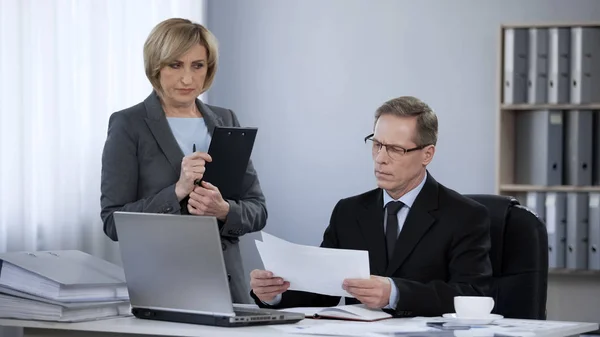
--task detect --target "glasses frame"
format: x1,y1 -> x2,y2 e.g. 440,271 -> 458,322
364,133 -> 429,159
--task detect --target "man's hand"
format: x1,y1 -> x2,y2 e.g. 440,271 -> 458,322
187,181 -> 230,221
250,269 -> 290,303
342,275 -> 392,309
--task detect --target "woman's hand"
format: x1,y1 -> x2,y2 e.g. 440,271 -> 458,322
175,152 -> 212,201
187,181 -> 230,221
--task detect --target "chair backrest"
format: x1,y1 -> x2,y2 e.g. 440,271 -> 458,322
465,194 -> 549,320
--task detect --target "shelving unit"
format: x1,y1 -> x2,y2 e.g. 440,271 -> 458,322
501,104 -> 600,110
497,22 -> 600,193
497,105 -> 600,193
549,268 -> 600,276
496,22 -> 600,201
500,185 -> 600,193
497,22 -> 600,324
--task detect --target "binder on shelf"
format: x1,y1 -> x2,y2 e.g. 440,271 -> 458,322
504,28 -> 529,104
589,193 -> 600,270
570,27 -> 600,104
515,110 -> 563,185
528,28 -> 549,104
566,193 -> 589,270
593,110 -> 600,186
548,27 -> 571,104
545,192 -> 567,269
526,192 -> 546,223
564,110 -> 593,186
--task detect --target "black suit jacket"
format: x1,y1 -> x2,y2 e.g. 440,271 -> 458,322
252,173 -> 492,317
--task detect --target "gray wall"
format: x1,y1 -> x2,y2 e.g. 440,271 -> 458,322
207,0 -> 600,323
0,3 -> 596,337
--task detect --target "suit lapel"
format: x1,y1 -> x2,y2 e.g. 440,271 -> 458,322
143,91 -> 184,174
357,190 -> 387,275
142,91 -> 224,175
197,99 -> 224,135
385,173 -> 439,275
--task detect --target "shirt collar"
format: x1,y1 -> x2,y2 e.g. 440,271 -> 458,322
383,172 -> 427,209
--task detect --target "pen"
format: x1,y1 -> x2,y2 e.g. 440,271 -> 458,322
192,143 -> 202,186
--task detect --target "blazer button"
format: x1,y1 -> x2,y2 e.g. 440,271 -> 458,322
164,206 -> 172,213
227,274 -> 231,282
221,242 -> 226,251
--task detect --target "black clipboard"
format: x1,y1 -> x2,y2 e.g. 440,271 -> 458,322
200,126 -> 258,200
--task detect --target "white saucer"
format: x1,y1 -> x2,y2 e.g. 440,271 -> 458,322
442,313 -> 504,325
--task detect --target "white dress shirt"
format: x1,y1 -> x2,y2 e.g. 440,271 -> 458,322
383,172 -> 427,309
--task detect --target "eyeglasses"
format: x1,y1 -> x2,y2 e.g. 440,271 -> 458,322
364,133 -> 428,160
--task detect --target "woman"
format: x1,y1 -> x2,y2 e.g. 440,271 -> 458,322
100,18 -> 267,304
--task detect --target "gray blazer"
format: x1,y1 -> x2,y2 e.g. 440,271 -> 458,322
100,91 -> 267,304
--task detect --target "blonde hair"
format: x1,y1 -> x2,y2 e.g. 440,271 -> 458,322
143,18 -> 219,94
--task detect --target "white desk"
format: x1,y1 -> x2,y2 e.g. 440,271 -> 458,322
0,316 -> 597,337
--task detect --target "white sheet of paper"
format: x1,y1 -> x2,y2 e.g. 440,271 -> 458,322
271,322 -> 433,336
260,231 -> 292,246
255,232 -> 370,297
260,232 -> 324,254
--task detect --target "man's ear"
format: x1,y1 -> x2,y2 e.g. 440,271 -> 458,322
422,145 -> 435,166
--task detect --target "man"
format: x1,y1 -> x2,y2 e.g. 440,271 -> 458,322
250,96 -> 493,317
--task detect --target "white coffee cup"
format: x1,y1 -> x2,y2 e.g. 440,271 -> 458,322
454,296 -> 495,318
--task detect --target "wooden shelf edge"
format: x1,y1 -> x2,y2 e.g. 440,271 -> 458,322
499,185 -> 600,192
501,22 -> 600,29
501,104 -> 600,111
549,268 -> 600,276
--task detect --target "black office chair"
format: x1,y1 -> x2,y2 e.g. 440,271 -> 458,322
465,194 -> 549,320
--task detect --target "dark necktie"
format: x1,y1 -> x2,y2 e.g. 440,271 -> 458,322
385,201 -> 404,261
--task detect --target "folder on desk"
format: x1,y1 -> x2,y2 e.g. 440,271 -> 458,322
526,192 -> 546,223
0,250 -> 128,302
564,110 -> 593,186
548,27 -> 571,104
528,28 -> 549,104
0,286 -> 130,322
566,193 -> 589,269
570,27 -> 600,104
545,192 -> 567,269
589,193 -> 600,271
504,28 -> 529,104
515,110 -> 563,185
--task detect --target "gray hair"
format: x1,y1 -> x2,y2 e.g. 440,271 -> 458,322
374,96 -> 438,146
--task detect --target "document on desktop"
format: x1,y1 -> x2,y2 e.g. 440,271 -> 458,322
255,232 -> 370,297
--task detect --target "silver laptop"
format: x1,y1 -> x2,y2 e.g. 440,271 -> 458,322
113,211 -> 304,327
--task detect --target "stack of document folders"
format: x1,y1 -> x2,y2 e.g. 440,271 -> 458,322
0,250 -> 130,322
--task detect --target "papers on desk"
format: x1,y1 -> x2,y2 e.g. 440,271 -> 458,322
280,304 -> 392,322
255,232 -> 370,297
272,320 -> 433,336
272,316 -> 580,337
